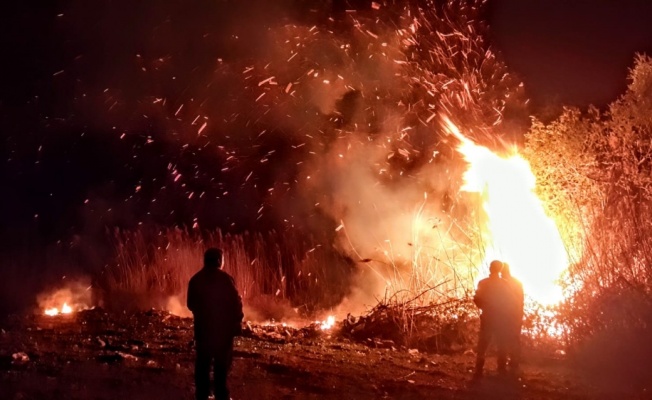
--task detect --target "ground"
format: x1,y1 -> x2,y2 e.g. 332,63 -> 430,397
0,309 -> 644,400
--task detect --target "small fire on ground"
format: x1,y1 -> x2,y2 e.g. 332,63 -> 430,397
44,303 -> 73,316
260,315 -> 336,331
319,315 -> 336,330
38,281 -> 92,317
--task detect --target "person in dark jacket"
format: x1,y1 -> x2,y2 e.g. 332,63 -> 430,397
501,263 -> 524,372
473,260 -> 511,378
187,248 -> 244,400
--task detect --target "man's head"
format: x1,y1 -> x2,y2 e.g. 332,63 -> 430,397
204,248 -> 224,269
489,260 -> 503,275
502,262 -> 512,278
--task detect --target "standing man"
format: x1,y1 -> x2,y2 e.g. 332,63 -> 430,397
188,248 -> 244,400
473,260 -> 510,378
501,263 -> 524,373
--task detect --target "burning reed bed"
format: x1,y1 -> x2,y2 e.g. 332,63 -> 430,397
99,227 -> 353,317
99,222 -> 571,353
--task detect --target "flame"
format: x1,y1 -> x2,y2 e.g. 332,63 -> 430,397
319,315 -> 336,330
442,116 -> 568,305
44,307 -> 59,316
39,282 -> 92,317
256,315 -> 335,331
61,303 -> 73,314
44,302 -> 73,316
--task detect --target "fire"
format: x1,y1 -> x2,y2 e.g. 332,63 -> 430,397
44,303 -> 73,316
442,116 -> 568,305
257,315 -> 336,331
38,282 -> 92,317
319,315 -> 336,330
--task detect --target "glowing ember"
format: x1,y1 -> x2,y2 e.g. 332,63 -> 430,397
442,116 -> 568,305
256,317 -> 335,331
319,315 -> 336,330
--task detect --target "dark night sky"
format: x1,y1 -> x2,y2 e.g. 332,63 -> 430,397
4,1 -> 652,111
487,0 -> 652,108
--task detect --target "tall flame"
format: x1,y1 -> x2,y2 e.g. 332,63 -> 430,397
442,116 -> 568,305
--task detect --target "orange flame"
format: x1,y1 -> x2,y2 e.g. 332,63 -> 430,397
44,302 -> 73,316
442,116 -> 568,305
319,315 -> 336,330
39,282 -> 92,317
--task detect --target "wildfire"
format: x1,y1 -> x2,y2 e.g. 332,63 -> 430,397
442,116 -> 568,305
44,303 -> 73,316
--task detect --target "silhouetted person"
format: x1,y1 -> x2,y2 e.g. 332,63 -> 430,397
473,260 -> 511,378
188,248 -> 243,400
502,263 -> 524,372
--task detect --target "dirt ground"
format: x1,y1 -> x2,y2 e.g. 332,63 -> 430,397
0,309 -> 646,400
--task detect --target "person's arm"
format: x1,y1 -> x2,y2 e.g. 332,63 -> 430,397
473,281 -> 485,309
227,276 -> 244,335
234,294 -> 244,336
187,277 -> 197,313
235,293 -> 244,323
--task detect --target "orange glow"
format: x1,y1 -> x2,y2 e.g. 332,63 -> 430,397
442,116 -> 568,305
257,316 -> 335,331
319,315 -> 336,330
39,282 -> 92,317
44,307 -> 59,316
44,302 -> 73,316
61,303 -> 73,314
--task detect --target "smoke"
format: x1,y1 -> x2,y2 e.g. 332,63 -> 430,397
246,2 -> 524,303
165,295 -> 192,318
8,0 -> 527,313
37,278 -> 93,313
135,1 -> 521,304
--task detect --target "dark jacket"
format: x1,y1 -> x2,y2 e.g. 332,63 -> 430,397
504,276 -> 524,321
474,275 -> 511,322
187,267 -> 244,349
